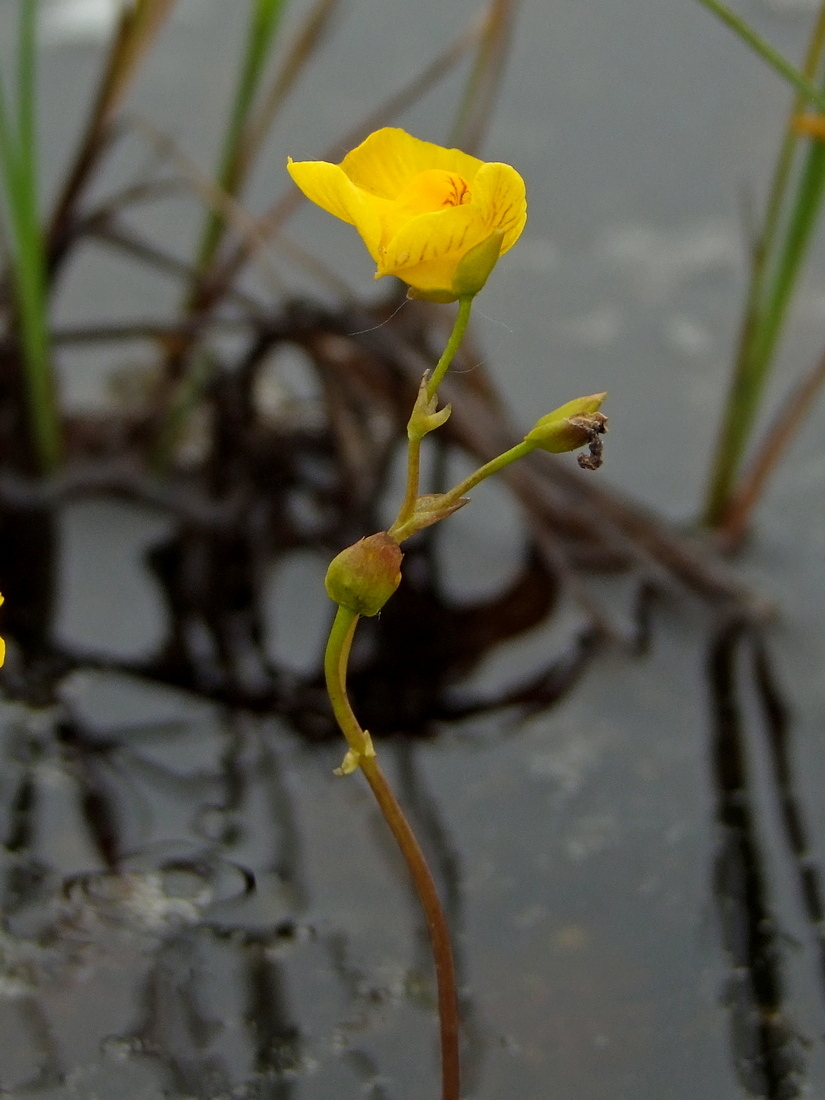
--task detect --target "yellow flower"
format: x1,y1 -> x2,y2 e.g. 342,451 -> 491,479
287,127 -> 527,300
0,593 -> 5,667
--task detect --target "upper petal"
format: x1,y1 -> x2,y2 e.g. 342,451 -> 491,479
468,162 -> 527,254
287,158 -> 385,261
340,128 -> 484,200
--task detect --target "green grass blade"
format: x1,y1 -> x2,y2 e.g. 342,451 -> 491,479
704,141 -> 825,523
449,0 -> 518,154
694,0 -> 825,112
193,0 -> 288,278
0,1 -> 61,472
702,3 -> 825,525
48,0 -> 180,254
238,0 -> 340,184
752,141 -> 825,379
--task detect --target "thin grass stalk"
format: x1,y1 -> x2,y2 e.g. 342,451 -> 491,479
191,0 -> 288,282
751,7 -> 825,294
230,0 -> 341,212
153,0 -> 292,455
703,3 -> 825,525
694,0 -> 825,114
719,344 -> 825,547
48,0 -> 180,262
149,0 -> 338,445
0,0 -> 61,471
449,0 -> 519,155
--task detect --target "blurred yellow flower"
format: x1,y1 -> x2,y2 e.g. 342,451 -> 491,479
287,128 -> 527,299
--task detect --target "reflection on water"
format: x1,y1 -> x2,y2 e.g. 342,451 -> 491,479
0,684 -> 474,1098
3,607 -> 823,1099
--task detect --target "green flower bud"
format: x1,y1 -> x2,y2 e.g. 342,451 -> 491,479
525,393 -> 608,455
325,532 -> 404,616
451,229 -> 505,299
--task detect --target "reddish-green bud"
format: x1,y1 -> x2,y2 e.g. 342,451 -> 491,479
325,532 -> 404,616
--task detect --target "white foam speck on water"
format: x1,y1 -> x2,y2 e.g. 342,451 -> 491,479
558,303 -> 625,349
596,219 -> 739,303
39,0 -> 123,46
664,314 -> 714,358
116,872 -> 207,930
39,0 -> 205,47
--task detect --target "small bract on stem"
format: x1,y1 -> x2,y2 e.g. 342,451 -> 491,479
290,126 -> 607,1100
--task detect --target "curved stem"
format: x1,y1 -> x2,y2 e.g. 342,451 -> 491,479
389,438 -> 536,544
324,605 -> 369,757
360,755 -> 460,1100
394,297 -> 474,531
427,295 -> 473,399
395,430 -> 424,531
323,604 -> 461,1100
442,438 -> 535,503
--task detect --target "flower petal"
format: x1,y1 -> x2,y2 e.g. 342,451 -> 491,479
287,158 -> 385,261
379,204 -> 486,292
341,128 -> 483,200
469,162 -> 527,254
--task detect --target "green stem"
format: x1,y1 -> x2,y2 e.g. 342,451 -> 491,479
395,428 -> 424,531
426,296 -> 474,399
443,438 -> 535,503
393,297 -> 475,530
702,4 -> 825,526
323,603 -> 461,1100
0,0 -> 61,471
719,341 -> 825,547
323,605 -> 369,757
389,439 -> 536,544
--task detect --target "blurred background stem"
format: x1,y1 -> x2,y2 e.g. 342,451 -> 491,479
696,0 -> 825,531
0,0 -> 60,473
190,0 -> 289,285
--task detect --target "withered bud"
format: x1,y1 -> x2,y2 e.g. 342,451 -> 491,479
571,412 -> 608,470
524,393 -> 608,467
325,532 -> 404,616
